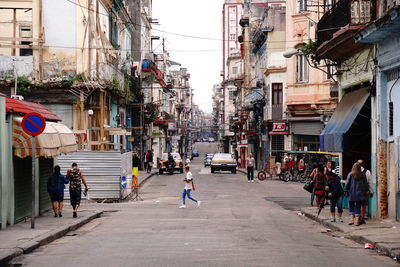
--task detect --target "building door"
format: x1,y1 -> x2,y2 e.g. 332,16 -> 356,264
14,157 -> 32,223
39,158 -> 53,214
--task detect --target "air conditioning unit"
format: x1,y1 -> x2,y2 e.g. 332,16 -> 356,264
11,95 -> 24,100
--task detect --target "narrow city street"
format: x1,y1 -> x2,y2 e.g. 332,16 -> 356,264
9,143 -> 396,267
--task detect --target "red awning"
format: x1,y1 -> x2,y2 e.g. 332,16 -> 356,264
5,97 -> 61,121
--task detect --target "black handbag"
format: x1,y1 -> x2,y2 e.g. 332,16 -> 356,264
303,181 -> 314,193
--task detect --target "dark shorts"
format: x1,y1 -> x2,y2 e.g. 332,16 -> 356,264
70,190 -> 81,207
49,192 -> 64,202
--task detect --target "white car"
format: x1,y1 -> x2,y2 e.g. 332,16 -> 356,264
208,137 -> 215,142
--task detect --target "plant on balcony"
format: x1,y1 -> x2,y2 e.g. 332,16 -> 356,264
16,76 -> 31,95
109,78 -> 121,97
300,40 -> 338,83
144,102 -> 159,124
300,40 -> 319,66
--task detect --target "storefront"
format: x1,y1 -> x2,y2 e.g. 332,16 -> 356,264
356,7 -> 400,219
289,119 -> 324,151
1,97 -> 77,226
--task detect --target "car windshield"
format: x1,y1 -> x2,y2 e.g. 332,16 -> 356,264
213,153 -> 233,160
206,154 -> 214,159
161,153 -> 181,160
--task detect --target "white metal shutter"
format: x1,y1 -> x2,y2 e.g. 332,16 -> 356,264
291,121 -> 324,136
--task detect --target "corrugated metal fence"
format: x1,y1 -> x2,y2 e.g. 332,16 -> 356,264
58,151 -> 130,200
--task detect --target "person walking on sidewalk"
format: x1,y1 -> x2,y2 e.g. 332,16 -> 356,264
66,163 -> 88,218
345,163 -> 369,226
312,165 -> 326,208
146,150 -> 153,173
47,165 -> 69,218
357,159 -> 373,225
179,165 -> 201,209
247,153 -> 255,183
325,171 -> 344,222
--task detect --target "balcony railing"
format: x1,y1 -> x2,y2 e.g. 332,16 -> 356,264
317,0 -> 375,46
316,0 -> 376,61
271,104 -> 283,120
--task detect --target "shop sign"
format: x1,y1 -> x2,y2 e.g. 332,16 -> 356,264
168,122 -> 177,130
269,122 -> 289,135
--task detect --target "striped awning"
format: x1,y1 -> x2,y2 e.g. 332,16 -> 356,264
13,117 -> 77,158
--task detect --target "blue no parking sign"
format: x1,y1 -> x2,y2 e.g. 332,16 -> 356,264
22,112 -> 46,136
21,112 -> 46,229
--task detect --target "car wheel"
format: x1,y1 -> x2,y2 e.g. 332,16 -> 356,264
211,168 -> 215,173
232,168 -> 236,174
159,169 -> 163,175
180,168 -> 183,173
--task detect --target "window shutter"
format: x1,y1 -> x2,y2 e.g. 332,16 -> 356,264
389,102 -> 394,136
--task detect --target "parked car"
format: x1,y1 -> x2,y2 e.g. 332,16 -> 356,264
192,149 -> 199,157
208,137 -> 215,142
204,154 -> 214,167
210,153 -> 237,174
159,153 -> 183,174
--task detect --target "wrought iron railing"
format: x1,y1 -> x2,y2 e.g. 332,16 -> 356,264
317,0 -> 376,46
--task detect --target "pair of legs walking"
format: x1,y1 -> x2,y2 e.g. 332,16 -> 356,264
348,200 -> 362,226
247,167 -> 254,182
70,190 -> 81,218
180,189 -> 200,208
49,193 -> 64,217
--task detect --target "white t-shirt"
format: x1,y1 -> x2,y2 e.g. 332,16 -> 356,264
361,167 -> 373,193
184,171 -> 193,190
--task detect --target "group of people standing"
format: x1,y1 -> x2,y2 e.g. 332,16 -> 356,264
311,159 -> 373,226
47,163 -> 88,218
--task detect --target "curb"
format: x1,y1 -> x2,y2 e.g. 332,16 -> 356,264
139,172 -> 156,187
300,208 -> 400,261
0,211 -> 103,265
237,169 -> 247,175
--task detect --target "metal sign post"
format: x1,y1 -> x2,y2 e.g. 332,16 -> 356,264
21,112 -> 46,229
31,136 -> 35,229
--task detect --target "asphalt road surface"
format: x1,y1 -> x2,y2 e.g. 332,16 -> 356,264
10,142 -> 397,267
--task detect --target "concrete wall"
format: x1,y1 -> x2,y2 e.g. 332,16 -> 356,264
42,0 -> 77,78
0,97 -> 14,229
285,0 -> 331,103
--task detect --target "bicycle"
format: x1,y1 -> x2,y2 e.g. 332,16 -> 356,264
257,163 -> 279,181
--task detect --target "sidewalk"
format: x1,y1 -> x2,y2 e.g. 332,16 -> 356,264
236,169 -> 400,261
300,206 -> 400,261
0,209 -> 102,265
0,170 -> 155,265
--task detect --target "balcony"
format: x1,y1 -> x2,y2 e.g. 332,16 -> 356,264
271,104 -> 283,120
316,0 -> 376,62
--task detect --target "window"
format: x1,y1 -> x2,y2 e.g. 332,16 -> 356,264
19,26 -> 32,56
109,13 -> 118,48
230,7 -> 236,13
230,34 -> 236,41
296,55 -> 309,83
232,67 -> 238,74
297,0 -> 308,12
229,90 -> 235,101
272,83 -> 283,105
326,60 -> 336,80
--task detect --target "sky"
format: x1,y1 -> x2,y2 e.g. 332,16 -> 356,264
152,0 -> 225,113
